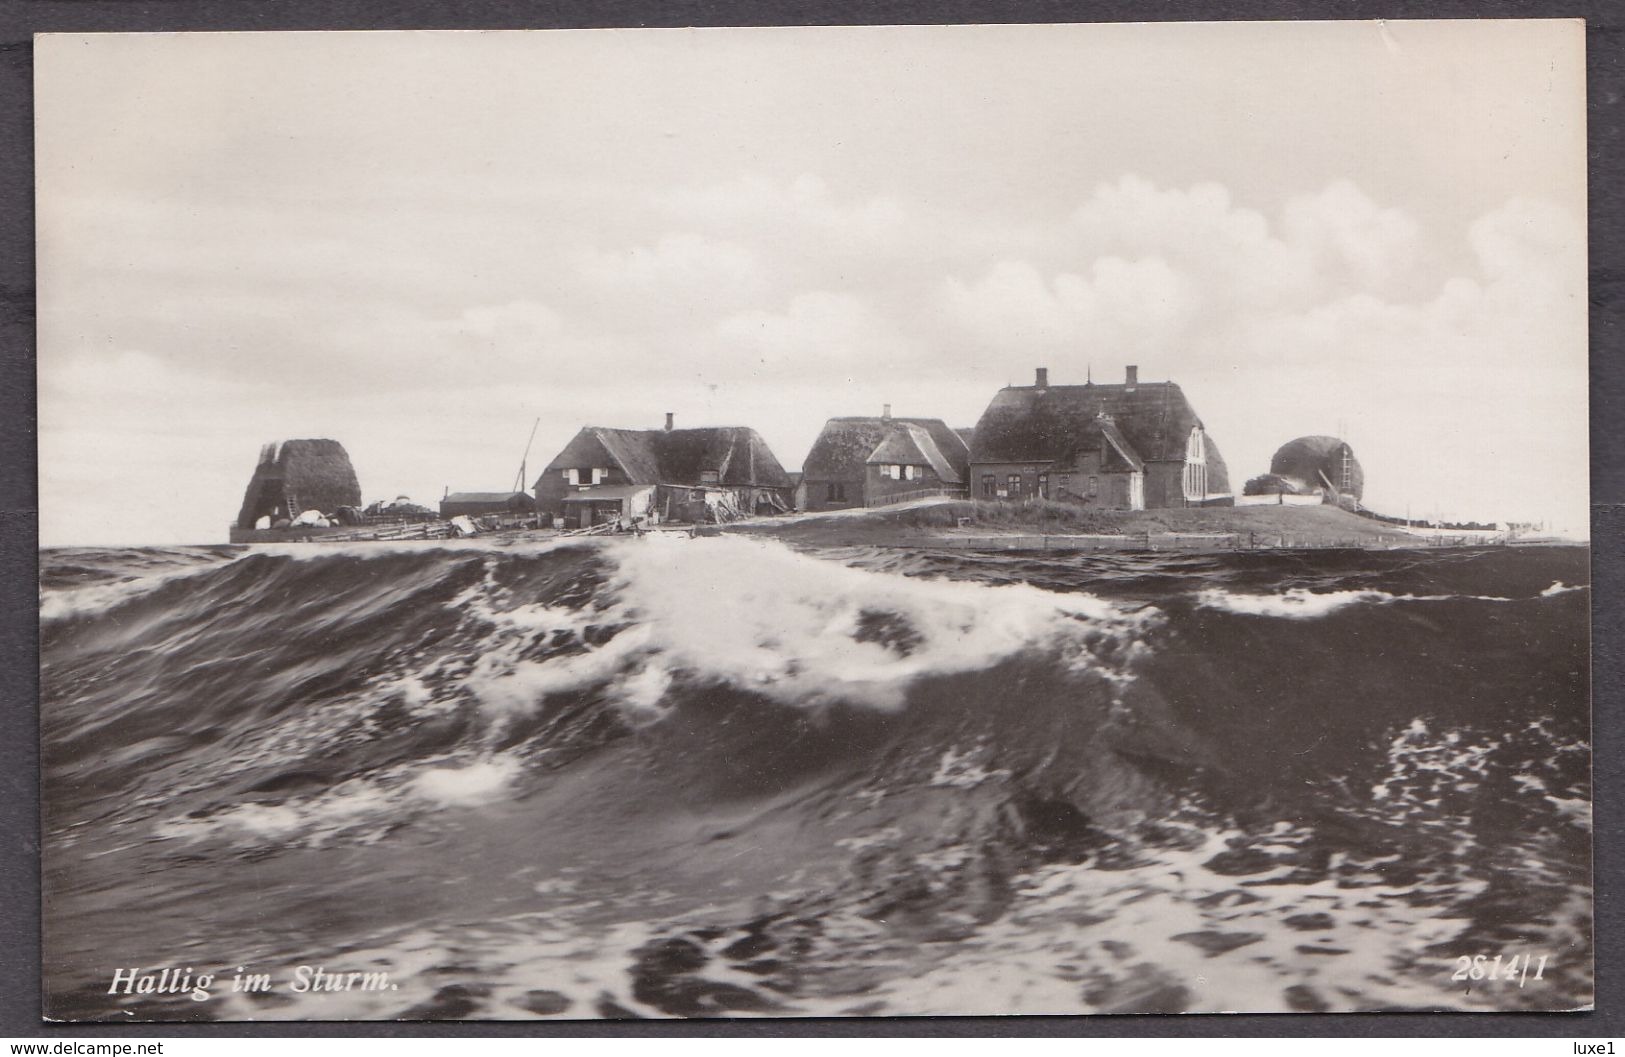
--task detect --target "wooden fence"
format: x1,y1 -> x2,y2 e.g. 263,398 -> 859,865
863,487 -> 969,509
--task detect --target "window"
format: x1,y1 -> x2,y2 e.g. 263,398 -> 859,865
1008,474 -> 1023,497
981,474 -> 996,498
700,470 -> 720,485
1038,474 -> 1049,499
1058,474 -> 1070,496
827,482 -> 847,502
1088,476 -> 1098,497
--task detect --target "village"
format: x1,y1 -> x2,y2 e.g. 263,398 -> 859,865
228,364 -> 1513,551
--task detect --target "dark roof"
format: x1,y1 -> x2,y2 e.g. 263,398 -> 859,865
443,492 -> 530,504
1270,436 -> 1363,500
969,381 -> 1230,492
865,423 -> 962,483
1092,417 -> 1145,472
235,439 -> 362,529
540,426 -> 791,490
802,416 -> 970,483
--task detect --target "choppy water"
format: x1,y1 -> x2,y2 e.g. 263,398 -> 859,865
39,536 -> 1592,1020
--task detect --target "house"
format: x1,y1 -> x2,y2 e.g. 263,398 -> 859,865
799,407 -> 972,511
535,413 -> 793,529
439,491 -> 537,519
967,366 -> 1231,510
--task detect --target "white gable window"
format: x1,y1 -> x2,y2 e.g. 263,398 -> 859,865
1182,428 -> 1208,500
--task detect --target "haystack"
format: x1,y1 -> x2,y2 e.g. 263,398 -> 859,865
1268,436 -> 1364,502
235,439 -> 363,529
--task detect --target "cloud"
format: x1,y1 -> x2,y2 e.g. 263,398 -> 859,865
578,232 -> 767,311
716,291 -> 910,377
942,256 -> 1194,363
35,169 -> 1587,543
940,179 -> 1585,528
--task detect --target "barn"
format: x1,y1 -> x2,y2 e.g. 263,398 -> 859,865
535,414 -> 793,529
799,408 -> 971,511
235,439 -> 363,530
967,366 -> 1231,510
438,491 -> 537,519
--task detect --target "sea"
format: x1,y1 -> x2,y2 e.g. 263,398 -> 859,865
37,534 -> 1593,1020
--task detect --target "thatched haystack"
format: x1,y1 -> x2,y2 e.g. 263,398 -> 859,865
235,439 -> 363,529
1268,436 -> 1364,501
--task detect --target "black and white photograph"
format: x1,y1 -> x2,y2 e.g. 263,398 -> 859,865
34,20 -> 1592,1021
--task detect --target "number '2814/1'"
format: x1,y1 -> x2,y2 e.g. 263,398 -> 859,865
1452,953 -> 1548,985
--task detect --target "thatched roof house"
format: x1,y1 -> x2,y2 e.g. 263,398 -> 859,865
535,414 -> 793,526
800,409 -> 971,511
1265,435 -> 1364,502
968,366 -> 1230,509
235,439 -> 362,529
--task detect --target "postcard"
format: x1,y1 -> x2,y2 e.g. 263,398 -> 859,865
35,20 -> 1591,1020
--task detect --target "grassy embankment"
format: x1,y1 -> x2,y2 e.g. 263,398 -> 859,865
731,498 -> 1419,548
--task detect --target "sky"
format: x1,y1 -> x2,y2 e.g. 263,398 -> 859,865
34,21 -> 1588,546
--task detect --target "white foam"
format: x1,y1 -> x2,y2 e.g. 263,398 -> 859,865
1541,581 -> 1587,597
589,534 -> 1155,712
1196,587 -> 1401,618
1192,585 -> 1539,618
38,559 -> 236,624
411,757 -> 520,806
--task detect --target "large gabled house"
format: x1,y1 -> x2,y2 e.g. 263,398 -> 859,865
535,414 -> 793,528
968,366 -> 1231,510
799,407 -> 972,512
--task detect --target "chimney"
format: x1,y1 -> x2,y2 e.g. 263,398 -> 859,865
882,403 -> 892,421
1035,367 -> 1049,388
664,412 -> 674,432
1125,365 -> 1138,387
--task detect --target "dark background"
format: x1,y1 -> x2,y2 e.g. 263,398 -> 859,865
1,0 -> 1619,1040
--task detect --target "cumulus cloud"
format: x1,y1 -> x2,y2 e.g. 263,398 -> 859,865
578,232 -> 767,310
940,177 -> 1585,528
716,290 -> 911,377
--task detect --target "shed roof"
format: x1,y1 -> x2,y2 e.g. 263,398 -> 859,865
444,492 -> 530,504
560,485 -> 655,502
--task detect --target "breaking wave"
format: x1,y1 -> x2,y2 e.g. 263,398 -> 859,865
39,537 -> 1592,1019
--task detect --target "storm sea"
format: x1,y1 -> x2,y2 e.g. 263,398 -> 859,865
38,535 -> 1592,1020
